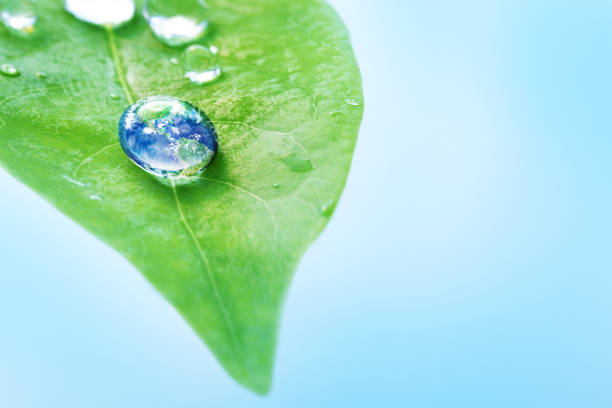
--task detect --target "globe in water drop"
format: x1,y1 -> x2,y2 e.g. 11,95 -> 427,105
118,96 -> 218,178
1,63 -> 20,77
183,44 -> 221,85
64,0 -> 135,28
143,0 -> 209,47
1,0 -> 36,36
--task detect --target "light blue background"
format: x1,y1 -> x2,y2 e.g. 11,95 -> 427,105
1,0 -> 611,406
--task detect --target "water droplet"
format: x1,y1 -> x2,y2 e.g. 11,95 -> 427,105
143,0 -> 209,47
329,111 -> 343,117
209,45 -> 218,55
169,57 -> 179,65
64,0 -> 135,28
319,199 -> 335,216
35,71 -> 47,78
118,95 -> 218,178
344,98 -> 360,107
281,153 -> 313,173
1,0 -> 36,36
272,183 -> 280,189
89,194 -> 102,201
1,63 -> 20,77
110,92 -> 120,100
183,45 -> 221,85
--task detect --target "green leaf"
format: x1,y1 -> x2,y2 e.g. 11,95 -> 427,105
0,0 -> 362,394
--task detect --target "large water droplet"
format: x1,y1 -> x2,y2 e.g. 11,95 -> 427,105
118,96 -> 218,178
64,0 -> 135,28
183,44 -> 221,85
281,153 -> 313,173
1,63 -> 20,77
143,0 -> 209,47
1,0 -> 36,36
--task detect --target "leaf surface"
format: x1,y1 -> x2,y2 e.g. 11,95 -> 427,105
0,0 -> 362,394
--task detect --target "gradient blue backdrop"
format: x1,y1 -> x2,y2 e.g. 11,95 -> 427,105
1,0 -> 611,406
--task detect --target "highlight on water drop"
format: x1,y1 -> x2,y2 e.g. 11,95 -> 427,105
183,44 -> 221,85
1,63 -> 20,77
118,95 -> 218,178
1,0 -> 36,36
143,0 -> 209,47
64,0 -> 135,28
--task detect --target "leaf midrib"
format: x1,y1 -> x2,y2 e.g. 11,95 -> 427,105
105,25 -> 243,360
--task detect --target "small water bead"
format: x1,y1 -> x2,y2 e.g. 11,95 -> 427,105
144,0 -> 209,47
209,45 -> 218,55
35,71 -> 47,78
1,63 -> 20,77
272,183 -> 280,189
281,153 -> 313,173
319,199 -> 335,216
118,96 -> 218,178
344,98 -> 361,107
1,0 -> 36,36
183,44 -> 221,85
64,0 -> 134,28
169,57 -> 179,65
110,92 -> 120,100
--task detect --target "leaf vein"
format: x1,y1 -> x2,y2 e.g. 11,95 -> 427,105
201,176 -> 279,239
170,180 -> 242,356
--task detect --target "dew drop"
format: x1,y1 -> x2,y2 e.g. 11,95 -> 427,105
1,63 -> 20,77
35,71 -> 48,78
1,0 -> 36,36
209,45 -> 218,55
143,0 -> 209,47
64,0 -> 135,28
272,183 -> 280,189
169,57 -> 179,65
319,199 -> 335,216
110,92 -> 120,100
118,95 -> 218,178
344,98 -> 361,107
183,44 -> 221,85
281,153 -> 313,173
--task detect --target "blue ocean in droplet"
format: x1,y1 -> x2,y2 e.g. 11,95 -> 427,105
118,96 -> 218,178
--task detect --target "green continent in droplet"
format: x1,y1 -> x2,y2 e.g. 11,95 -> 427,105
176,138 -> 213,167
137,100 -> 176,123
